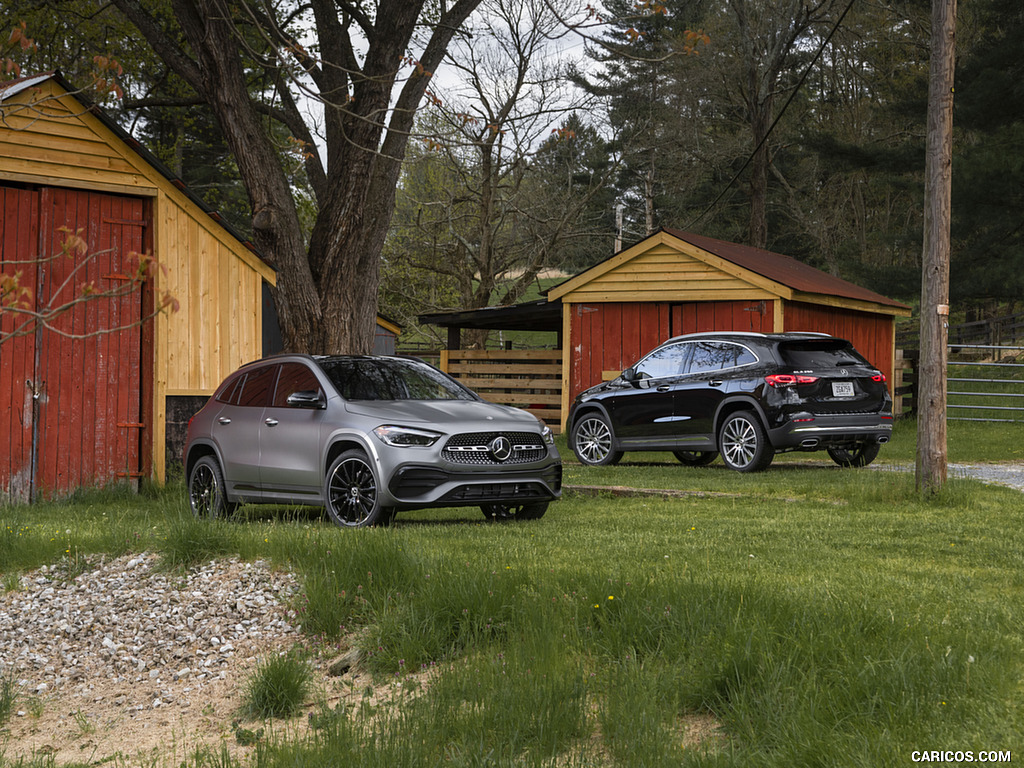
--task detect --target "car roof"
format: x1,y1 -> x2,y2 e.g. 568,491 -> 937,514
234,353 -> 420,370
660,331 -> 836,346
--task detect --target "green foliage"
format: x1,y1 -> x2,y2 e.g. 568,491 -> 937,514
0,668 -> 17,728
160,513 -> 235,570
951,0 -> 1024,300
241,650 -> 313,720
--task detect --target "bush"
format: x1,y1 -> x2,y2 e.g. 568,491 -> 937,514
242,650 -> 312,720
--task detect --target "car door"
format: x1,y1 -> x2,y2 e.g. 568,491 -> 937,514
258,361 -> 328,500
674,341 -> 758,448
607,342 -> 691,448
216,363 -> 278,497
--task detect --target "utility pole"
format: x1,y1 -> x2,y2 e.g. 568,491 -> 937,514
917,0 -> 956,494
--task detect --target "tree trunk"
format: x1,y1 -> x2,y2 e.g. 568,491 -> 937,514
748,102 -> 771,249
916,0 -> 956,494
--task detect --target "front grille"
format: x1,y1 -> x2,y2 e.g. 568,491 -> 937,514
440,482 -> 551,503
442,432 -> 547,466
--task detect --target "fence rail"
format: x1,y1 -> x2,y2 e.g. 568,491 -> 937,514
439,349 -> 564,432
897,344 -> 1024,422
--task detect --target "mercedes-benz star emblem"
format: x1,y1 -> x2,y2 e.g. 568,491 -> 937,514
488,435 -> 513,462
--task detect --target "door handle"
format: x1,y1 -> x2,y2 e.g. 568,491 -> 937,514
656,385 -> 671,392
709,380 -> 723,387
265,418 -> 279,427
218,417 -> 231,425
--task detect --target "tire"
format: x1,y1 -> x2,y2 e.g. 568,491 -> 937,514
323,449 -> 392,528
718,411 -> 774,473
188,455 -> 237,518
481,501 -> 549,521
673,450 -> 717,467
571,413 -> 623,466
826,443 -> 880,468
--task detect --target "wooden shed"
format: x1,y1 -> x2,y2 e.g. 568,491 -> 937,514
550,229 -> 912,418
0,73 -> 275,502
422,228 -> 911,432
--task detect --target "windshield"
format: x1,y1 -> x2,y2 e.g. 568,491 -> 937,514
317,358 -> 478,401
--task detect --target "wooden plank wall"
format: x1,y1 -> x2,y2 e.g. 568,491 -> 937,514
568,302 -> 672,401
441,349 -> 563,432
159,197 -> 263,396
32,188 -> 145,496
0,81 -> 156,195
564,244 -> 776,303
567,300 -> 777,402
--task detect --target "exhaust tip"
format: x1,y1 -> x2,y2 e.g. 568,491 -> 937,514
877,436 -> 889,444
800,439 -> 819,448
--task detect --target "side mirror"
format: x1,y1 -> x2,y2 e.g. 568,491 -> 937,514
286,390 -> 326,409
621,367 -> 637,383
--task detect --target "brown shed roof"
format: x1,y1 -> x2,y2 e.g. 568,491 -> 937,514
661,228 -> 909,310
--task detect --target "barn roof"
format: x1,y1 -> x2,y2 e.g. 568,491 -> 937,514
660,228 -> 908,310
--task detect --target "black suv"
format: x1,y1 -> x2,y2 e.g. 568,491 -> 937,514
567,332 -> 893,472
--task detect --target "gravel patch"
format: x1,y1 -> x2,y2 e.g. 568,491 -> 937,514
0,553 -> 304,763
950,463 -> 1024,492
873,462 -> 1024,492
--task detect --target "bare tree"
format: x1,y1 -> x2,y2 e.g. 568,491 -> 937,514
102,0 -> 485,355
385,0 -> 614,347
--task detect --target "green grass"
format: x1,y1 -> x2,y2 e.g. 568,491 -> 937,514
242,650 -> 314,720
2,420 -> 1023,766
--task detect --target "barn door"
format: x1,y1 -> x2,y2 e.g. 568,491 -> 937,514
0,187 -> 40,503
0,186 -> 147,501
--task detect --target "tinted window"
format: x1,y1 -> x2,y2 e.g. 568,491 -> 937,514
634,343 -> 688,380
687,341 -> 757,374
273,363 -> 322,407
216,372 -> 245,405
318,358 -> 476,401
237,364 -> 278,407
778,340 -> 869,368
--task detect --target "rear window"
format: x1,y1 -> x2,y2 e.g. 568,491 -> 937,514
778,340 -> 870,369
317,358 -> 477,401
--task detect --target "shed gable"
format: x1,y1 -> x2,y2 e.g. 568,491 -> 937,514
0,78 -> 156,195
550,232 -> 785,304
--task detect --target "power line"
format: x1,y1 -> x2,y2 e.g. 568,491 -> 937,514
686,0 -> 858,230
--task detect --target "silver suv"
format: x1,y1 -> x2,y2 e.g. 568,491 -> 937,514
184,355 -> 561,527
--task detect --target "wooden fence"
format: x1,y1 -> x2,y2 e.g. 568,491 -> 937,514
440,349 -> 564,432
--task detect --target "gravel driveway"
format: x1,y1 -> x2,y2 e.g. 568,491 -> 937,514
875,462 -> 1024,492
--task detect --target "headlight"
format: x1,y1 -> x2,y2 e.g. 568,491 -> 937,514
532,416 -> 555,445
373,425 -> 443,447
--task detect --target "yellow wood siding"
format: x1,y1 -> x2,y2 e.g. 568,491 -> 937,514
0,83 -> 156,194
160,201 -> 263,394
563,245 -> 777,303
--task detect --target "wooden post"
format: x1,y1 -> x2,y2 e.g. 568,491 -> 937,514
916,0 -> 956,494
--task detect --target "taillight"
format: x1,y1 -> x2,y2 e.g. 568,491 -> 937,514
871,374 -> 886,383
765,374 -> 819,387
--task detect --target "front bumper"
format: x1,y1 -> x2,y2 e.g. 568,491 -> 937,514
385,461 -> 563,509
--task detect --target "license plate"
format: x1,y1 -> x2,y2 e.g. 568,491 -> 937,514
832,381 -> 855,398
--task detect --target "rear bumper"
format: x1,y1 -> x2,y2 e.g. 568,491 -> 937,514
768,413 -> 893,450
